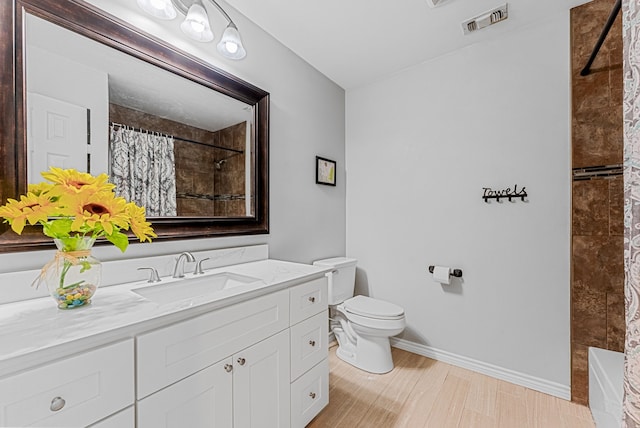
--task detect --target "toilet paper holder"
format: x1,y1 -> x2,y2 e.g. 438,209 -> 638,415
428,266 -> 463,278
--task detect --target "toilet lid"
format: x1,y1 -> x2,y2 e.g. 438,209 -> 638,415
343,295 -> 404,319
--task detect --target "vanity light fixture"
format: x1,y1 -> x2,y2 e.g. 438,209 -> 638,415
136,0 -> 246,59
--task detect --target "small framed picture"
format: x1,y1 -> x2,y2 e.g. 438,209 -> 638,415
316,156 -> 336,186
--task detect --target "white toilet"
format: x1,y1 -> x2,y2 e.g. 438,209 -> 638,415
313,257 -> 406,374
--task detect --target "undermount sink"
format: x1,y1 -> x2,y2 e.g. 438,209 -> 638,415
132,272 -> 264,305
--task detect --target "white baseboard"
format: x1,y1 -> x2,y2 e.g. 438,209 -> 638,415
390,337 -> 571,400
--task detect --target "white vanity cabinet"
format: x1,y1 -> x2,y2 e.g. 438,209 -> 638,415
289,277 -> 330,427
0,339 -> 134,427
0,257 -> 331,428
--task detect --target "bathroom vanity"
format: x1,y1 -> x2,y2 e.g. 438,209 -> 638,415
0,245 -> 329,427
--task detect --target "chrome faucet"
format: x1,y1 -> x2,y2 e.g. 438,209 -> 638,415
172,252 -> 195,278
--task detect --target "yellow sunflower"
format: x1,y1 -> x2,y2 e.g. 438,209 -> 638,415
41,167 -> 115,194
0,192 -> 59,234
125,202 -> 156,242
68,192 -> 130,235
27,182 -> 55,196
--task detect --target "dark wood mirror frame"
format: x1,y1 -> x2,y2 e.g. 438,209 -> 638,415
0,0 -> 269,253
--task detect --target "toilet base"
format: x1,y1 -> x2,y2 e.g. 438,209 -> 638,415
335,332 -> 395,374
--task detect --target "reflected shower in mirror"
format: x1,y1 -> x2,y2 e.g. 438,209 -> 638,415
25,13 -> 254,218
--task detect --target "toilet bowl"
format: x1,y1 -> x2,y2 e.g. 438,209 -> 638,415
313,257 -> 406,374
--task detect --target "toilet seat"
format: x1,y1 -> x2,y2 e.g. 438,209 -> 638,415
342,295 -> 404,320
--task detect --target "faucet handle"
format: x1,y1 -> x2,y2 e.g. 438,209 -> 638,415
138,267 -> 161,283
194,258 -> 210,275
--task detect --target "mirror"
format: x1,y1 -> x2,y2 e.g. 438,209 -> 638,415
0,0 -> 269,252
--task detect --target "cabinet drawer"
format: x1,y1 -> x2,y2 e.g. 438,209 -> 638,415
89,406 -> 135,428
0,339 -> 134,428
137,289 -> 289,398
290,311 -> 328,381
290,277 -> 328,325
290,359 -> 329,428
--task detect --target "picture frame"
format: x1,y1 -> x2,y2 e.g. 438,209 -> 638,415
316,156 -> 336,186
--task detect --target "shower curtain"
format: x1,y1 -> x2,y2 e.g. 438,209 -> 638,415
110,125 -> 177,216
623,0 -> 640,425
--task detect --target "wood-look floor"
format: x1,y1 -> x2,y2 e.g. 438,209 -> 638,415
307,345 -> 595,428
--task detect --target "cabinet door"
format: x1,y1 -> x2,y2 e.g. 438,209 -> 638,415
233,330 -> 291,428
137,358 -> 233,428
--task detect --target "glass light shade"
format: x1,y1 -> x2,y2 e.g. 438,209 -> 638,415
136,0 -> 177,20
180,2 -> 214,42
217,24 -> 246,60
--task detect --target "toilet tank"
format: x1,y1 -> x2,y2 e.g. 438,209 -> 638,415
313,257 -> 357,305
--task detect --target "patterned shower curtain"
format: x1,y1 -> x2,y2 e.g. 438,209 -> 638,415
623,0 -> 640,425
110,125 -> 177,216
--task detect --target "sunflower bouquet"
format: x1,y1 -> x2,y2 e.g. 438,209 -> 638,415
0,167 -> 156,308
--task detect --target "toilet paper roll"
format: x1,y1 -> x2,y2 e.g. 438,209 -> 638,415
433,266 -> 451,284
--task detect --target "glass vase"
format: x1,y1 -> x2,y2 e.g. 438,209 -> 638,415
44,237 -> 102,309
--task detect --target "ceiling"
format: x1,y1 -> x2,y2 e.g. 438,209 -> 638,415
226,0 -> 593,89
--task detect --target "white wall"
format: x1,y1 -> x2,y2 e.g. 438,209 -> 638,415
26,44 -> 109,177
346,14 -> 571,393
0,0 -> 345,272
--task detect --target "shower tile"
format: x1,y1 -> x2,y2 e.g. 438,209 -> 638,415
571,343 -> 589,405
607,292 -> 625,352
574,71 -> 610,112
178,198 -> 214,216
194,172 -> 214,196
572,235 -> 624,294
571,287 -> 607,347
573,111 -> 622,167
609,177 -> 624,236
610,60 -> 623,108
572,180 -> 609,235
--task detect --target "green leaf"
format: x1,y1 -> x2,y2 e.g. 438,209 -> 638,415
106,231 -> 129,252
79,261 -> 92,273
43,218 -> 73,239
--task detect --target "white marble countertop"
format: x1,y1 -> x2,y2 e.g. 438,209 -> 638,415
0,259 -> 329,376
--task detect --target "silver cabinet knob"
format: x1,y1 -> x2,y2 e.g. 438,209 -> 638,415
237,357 -> 246,366
309,392 -> 316,399
309,340 -> 316,347
224,364 -> 233,372
308,296 -> 316,303
50,396 -> 66,412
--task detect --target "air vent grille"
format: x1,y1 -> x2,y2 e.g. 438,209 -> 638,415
462,3 -> 508,35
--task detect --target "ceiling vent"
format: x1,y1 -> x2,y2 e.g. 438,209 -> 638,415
462,3 -> 508,35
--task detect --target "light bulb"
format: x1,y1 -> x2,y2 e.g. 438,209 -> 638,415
190,21 -> 205,33
180,2 -> 213,42
137,0 -> 177,19
225,41 -> 238,54
217,24 -> 246,59
150,0 -> 166,9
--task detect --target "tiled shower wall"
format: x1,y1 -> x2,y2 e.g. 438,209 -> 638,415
570,0 -> 623,404
212,122 -> 249,217
109,104 -> 246,216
